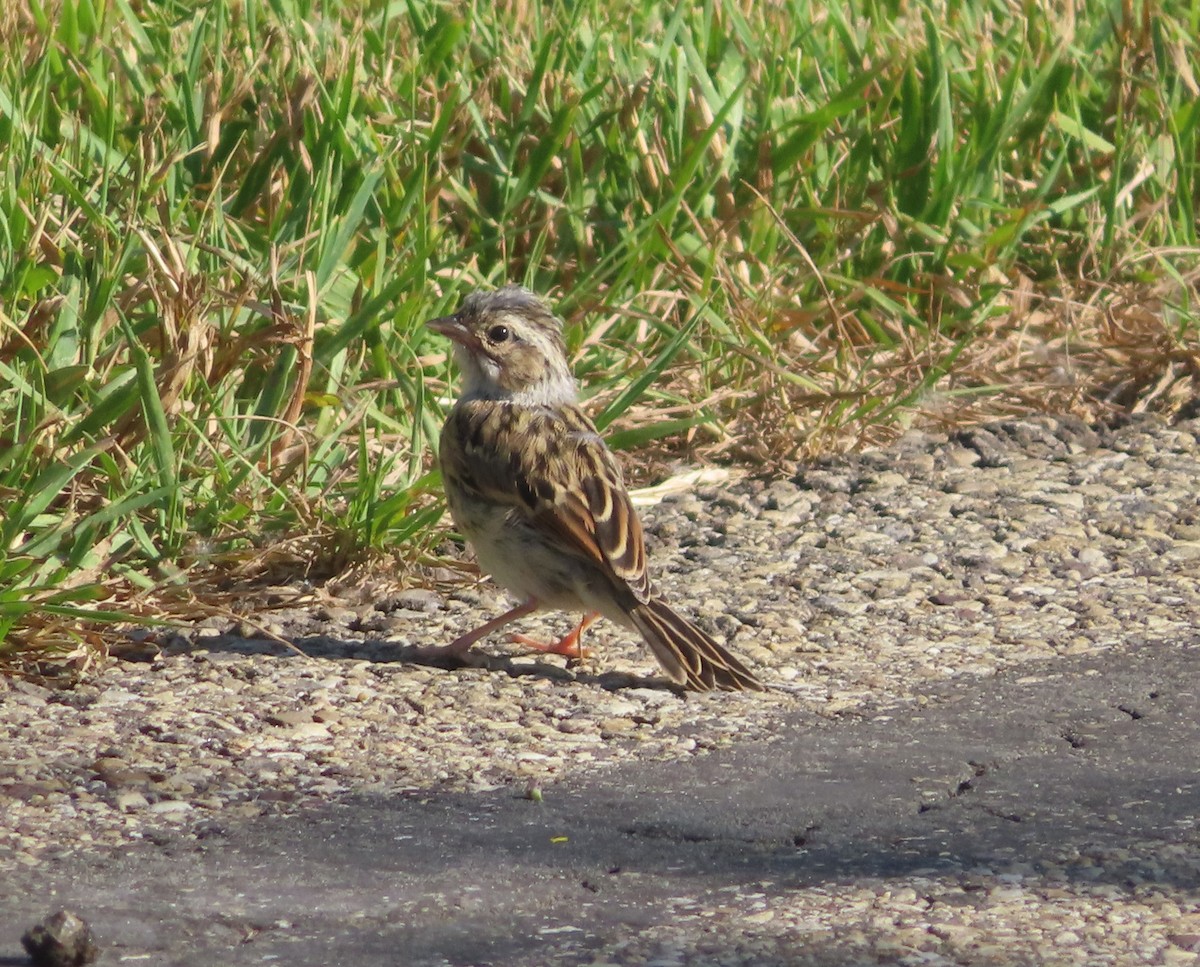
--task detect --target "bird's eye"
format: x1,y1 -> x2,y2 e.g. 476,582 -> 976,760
487,324 -> 510,343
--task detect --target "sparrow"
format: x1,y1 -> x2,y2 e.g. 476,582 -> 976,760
426,284 -> 763,692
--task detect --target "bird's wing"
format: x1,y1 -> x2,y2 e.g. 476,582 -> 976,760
443,401 -> 651,602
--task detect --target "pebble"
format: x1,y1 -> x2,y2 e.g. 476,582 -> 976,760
146,800 -> 193,816
115,791 -> 149,812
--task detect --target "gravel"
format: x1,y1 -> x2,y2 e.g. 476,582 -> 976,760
3,413 -> 1200,963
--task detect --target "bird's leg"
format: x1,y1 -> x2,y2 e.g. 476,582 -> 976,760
420,598 -> 541,660
510,611 -> 600,659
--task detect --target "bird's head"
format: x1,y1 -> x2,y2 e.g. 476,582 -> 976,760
427,285 -> 577,405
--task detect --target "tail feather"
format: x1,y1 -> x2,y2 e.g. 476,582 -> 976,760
629,599 -> 763,692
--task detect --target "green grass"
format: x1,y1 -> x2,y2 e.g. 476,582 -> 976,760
2,0 -> 1198,655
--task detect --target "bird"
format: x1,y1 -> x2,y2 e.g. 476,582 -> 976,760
425,284 -> 763,692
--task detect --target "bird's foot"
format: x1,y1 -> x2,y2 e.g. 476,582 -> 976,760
509,611 -> 600,660
508,631 -> 591,659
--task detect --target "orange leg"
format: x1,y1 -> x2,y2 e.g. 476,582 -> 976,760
510,611 -> 600,659
419,598 -> 541,660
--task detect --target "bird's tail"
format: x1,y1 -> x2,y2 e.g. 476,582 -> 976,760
629,599 -> 763,692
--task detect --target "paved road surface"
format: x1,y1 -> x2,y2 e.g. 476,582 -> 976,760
3,637 -> 1196,965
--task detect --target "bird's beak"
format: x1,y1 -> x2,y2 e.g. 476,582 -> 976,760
426,315 -> 480,350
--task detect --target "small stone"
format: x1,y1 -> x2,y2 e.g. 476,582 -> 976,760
116,791 -> 149,812
379,589 -> 443,613
91,688 -> 140,708
1034,491 -> 1085,510
21,910 -> 99,966
147,800 -> 193,816
266,709 -> 313,727
289,722 -> 331,741
93,759 -> 152,789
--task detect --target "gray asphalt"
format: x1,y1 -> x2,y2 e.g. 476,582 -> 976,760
3,637 -> 1197,966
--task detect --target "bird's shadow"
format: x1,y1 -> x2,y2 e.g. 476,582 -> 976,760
394,640 -> 679,693
146,629 -> 685,694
